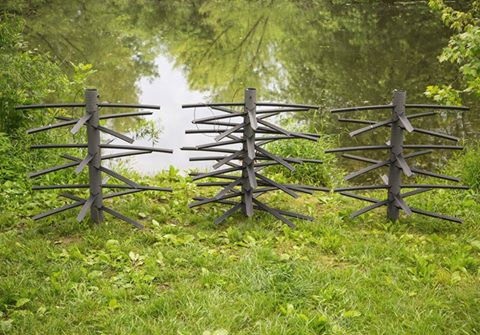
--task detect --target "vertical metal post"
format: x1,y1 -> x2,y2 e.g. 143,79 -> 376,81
241,88 -> 256,216
85,89 -> 104,223
387,90 -> 406,221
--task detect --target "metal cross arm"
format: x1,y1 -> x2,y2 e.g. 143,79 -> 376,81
402,144 -> 463,151
183,102 -> 244,109
99,111 -> 154,120
338,111 -> 437,126
343,153 -> 460,182
256,107 -> 315,114
349,118 -> 395,137
326,145 -> 392,153
256,102 -> 318,109
98,103 -> 160,110
394,154 -> 413,177
255,146 -> 296,171
256,118 -> 290,136
412,128 -> 459,142
31,115 -> 150,144
331,104 -> 394,114
340,189 -> 462,224
70,114 -> 92,134
192,113 -> 247,124
97,126 -> 135,144
214,122 -> 247,141
27,119 -> 81,134
404,104 -> 469,111
99,144 -> 173,154
16,103 -> 85,110
28,160 -> 81,179
32,200 -> 86,221
30,144 -> 173,154
395,106 -> 414,133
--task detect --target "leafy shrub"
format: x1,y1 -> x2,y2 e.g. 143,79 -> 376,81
458,142 -> 480,191
1,16 -> 62,132
0,15 -> 96,217
426,0 -> 480,104
265,134 -> 342,187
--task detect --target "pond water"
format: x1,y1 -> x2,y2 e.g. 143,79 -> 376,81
134,56 -> 211,173
13,0 -> 479,174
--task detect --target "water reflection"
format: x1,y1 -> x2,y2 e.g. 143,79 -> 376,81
9,0 -> 478,174
137,0 -> 470,174
134,56 -> 277,173
134,56 -> 210,173
6,0 -> 160,103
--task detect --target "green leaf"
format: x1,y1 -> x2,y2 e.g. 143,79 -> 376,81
0,319 -> 13,332
343,310 -> 362,318
129,251 -> 140,262
15,298 -> 30,308
108,298 -> 121,310
213,329 -> 229,335
105,239 -> 119,249
470,240 -> 480,251
37,306 -> 47,315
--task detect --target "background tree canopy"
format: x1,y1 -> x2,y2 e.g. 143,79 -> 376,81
426,0 -> 480,106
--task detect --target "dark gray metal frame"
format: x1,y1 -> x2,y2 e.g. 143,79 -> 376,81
182,88 -> 327,228
328,90 -> 469,223
16,88 -> 172,228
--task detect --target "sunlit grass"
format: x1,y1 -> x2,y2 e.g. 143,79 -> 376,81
0,172 -> 479,334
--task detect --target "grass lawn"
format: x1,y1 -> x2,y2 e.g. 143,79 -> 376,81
1,174 -> 479,334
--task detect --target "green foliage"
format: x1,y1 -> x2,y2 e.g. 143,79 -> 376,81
266,136 -> 341,188
454,142 -> 480,191
130,118 -> 162,144
0,14 -> 96,131
0,15 -> 95,220
0,16 -> 67,132
426,0 -> 480,104
261,117 -> 342,187
0,131 -> 31,213
0,132 -> 26,181
0,170 -> 479,334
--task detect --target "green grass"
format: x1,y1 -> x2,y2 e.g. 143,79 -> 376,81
1,172 -> 479,335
